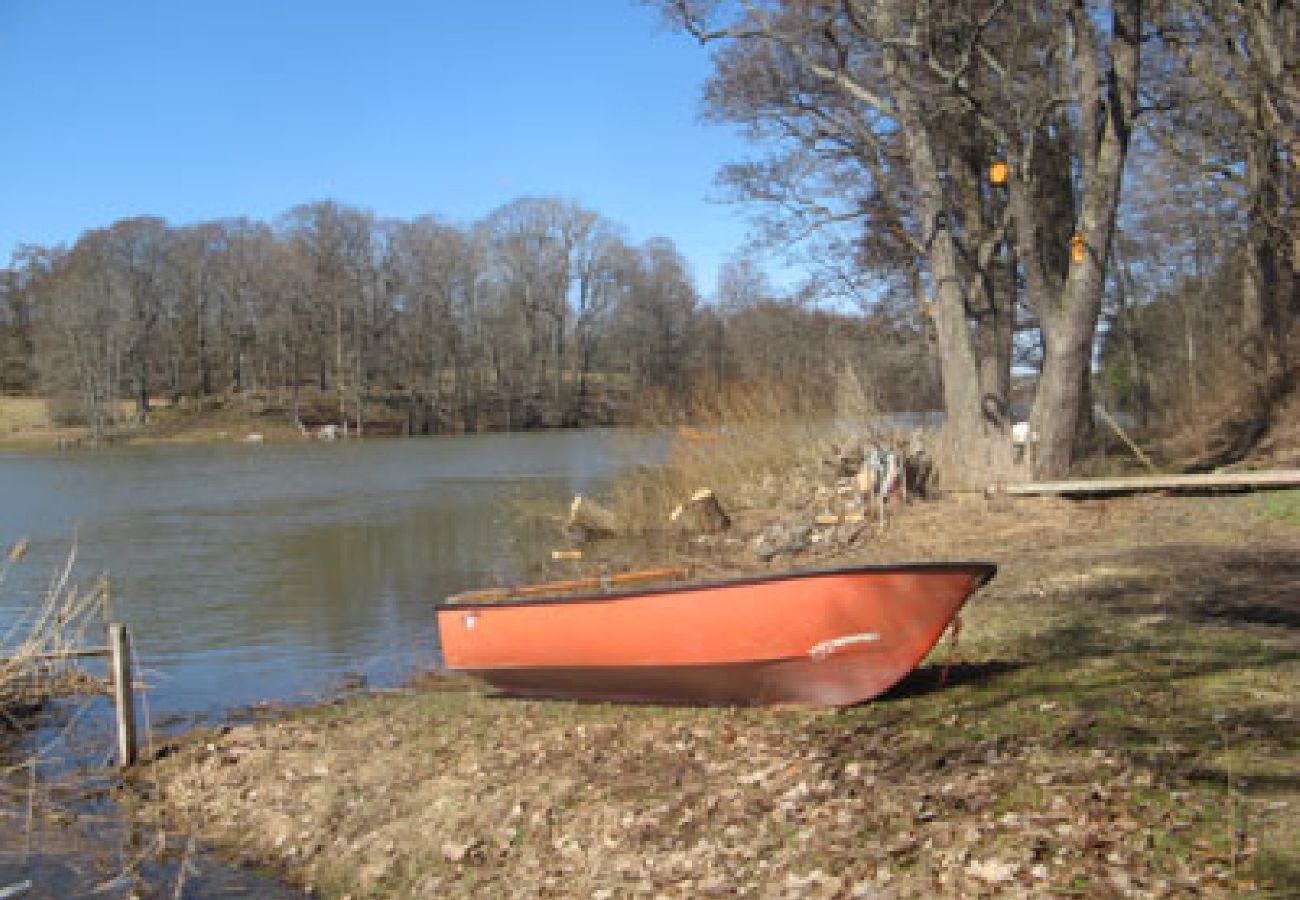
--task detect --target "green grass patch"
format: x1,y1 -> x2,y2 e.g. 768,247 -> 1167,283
1256,489 -> 1300,525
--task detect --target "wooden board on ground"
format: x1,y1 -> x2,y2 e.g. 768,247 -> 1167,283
994,469 -> 1300,497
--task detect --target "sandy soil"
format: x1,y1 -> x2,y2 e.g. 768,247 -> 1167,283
128,489 -> 1299,899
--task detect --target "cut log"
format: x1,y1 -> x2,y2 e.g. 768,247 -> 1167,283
814,512 -> 866,526
568,495 -> 619,540
669,488 -> 731,533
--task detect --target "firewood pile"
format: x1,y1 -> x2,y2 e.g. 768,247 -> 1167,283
559,429 -> 938,568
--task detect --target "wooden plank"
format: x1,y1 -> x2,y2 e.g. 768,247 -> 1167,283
996,469 -> 1300,497
107,623 -> 137,768
446,567 -> 690,605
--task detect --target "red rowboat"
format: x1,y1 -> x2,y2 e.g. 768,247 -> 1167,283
436,563 -> 996,706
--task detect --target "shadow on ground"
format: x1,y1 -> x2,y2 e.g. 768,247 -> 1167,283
878,660 -> 1023,702
1067,544 -> 1300,630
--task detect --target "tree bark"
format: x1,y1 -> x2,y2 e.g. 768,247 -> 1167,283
1023,0 -> 1141,477
882,38 -> 1001,486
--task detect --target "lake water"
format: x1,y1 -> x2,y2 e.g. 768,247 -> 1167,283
0,430 -> 649,719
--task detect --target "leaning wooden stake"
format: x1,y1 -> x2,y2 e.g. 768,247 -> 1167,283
108,623 -> 137,767
1096,405 -> 1158,473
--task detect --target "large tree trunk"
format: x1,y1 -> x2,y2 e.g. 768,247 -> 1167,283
1021,1 -> 1141,477
1033,296 -> 1103,476
883,39 -> 1009,487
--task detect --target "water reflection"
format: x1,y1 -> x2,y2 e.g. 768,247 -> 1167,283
0,430 -> 647,716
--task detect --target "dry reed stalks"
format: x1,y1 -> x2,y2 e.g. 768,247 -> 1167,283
609,378 -> 851,531
0,539 -> 109,725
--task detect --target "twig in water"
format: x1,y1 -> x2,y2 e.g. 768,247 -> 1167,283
22,761 -> 34,865
92,829 -> 166,894
172,835 -> 196,900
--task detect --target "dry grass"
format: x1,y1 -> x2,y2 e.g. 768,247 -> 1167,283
0,397 -> 55,433
0,540 -> 108,726
608,379 -> 878,533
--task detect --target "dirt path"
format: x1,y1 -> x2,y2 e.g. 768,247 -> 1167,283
131,492 -> 1299,898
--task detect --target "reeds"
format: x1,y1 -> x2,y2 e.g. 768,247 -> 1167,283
0,539 -> 109,723
608,377 -> 855,531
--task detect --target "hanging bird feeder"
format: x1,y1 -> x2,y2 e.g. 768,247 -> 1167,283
1070,233 -> 1085,264
988,160 -> 1009,186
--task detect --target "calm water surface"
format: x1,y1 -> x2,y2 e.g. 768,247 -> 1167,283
0,430 -> 648,717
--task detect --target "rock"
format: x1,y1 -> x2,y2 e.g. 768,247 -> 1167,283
440,838 -> 484,864
966,858 -> 1018,884
753,524 -> 812,561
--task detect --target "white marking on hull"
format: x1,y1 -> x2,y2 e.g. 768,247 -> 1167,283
809,632 -> 881,660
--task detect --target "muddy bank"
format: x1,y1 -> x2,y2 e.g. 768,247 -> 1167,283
130,491 -> 1299,898
0,701 -> 309,899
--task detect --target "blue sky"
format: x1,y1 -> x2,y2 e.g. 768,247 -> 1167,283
0,1 -> 761,294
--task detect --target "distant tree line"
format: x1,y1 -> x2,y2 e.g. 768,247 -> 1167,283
0,197 -> 939,437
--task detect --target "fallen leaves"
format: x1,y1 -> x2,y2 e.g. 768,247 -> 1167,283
134,690 -> 1281,899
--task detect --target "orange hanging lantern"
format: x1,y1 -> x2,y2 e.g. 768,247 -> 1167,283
988,160 -> 1009,185
1070,233 -> 1085,264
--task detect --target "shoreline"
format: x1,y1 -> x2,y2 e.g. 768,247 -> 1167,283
0,392 -> 627,453
127,490 -> 1299,898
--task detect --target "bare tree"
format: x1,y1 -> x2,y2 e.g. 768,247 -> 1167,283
656,0 -> 1144,479
1159,0 -> 1297,377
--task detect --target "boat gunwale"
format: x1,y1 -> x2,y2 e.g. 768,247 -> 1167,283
436,561 -> 997,612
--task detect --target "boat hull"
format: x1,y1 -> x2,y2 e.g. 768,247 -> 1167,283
436,563 -> 995,707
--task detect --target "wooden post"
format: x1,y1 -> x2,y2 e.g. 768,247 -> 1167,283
108,623 -> 137,767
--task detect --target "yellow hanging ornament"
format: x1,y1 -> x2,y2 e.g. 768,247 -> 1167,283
1070,233 -> 1085,264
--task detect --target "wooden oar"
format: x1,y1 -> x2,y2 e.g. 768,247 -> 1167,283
446,567 -> 690,605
